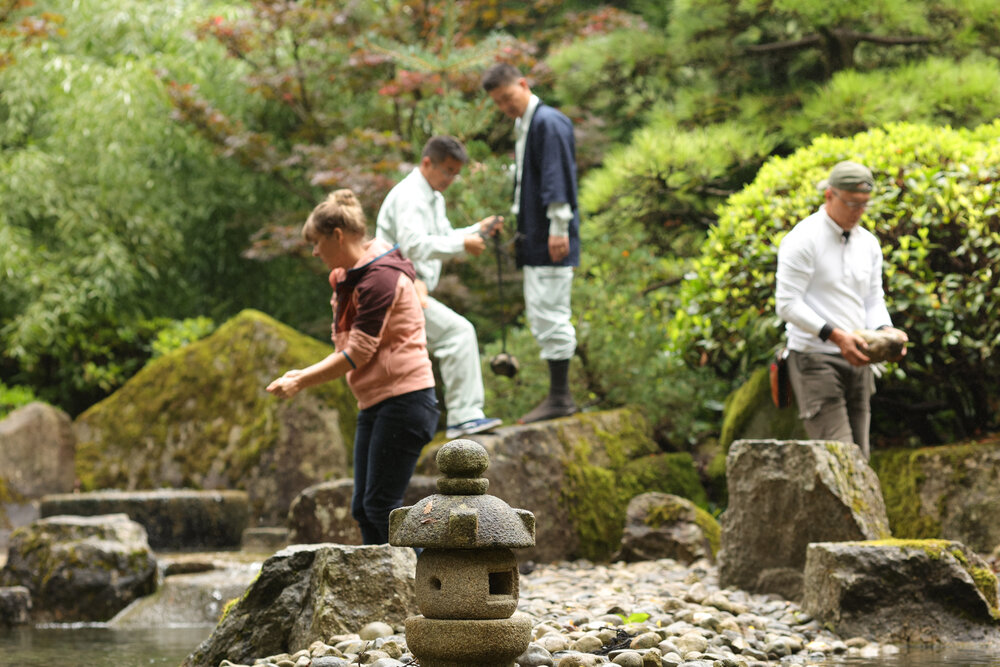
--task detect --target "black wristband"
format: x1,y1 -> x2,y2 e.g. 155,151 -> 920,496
819,324 -> 834,341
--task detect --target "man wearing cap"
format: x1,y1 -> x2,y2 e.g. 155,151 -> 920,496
775,160 -> 908,458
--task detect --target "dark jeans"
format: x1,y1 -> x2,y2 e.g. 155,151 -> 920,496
351,387 -> 439,545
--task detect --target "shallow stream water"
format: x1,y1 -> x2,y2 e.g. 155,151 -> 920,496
823,646 -> 1000,666
0,624 -> 212,667
3,625 -> 1000,667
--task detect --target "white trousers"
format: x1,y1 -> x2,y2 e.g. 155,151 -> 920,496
523,266 -> 576,361
423,296 -> 486,425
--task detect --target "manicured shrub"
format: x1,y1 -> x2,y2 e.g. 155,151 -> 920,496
579,120 -> 780,255
784,56 -> 1000,146
548,28 -> 678,143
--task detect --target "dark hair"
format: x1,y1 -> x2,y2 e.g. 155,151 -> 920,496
422,135 -> 468,165
302,189 -> 367,243
481,62 -> 522,92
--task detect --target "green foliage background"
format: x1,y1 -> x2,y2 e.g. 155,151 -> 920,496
0,0 -> 327,413
2,0 -> 999,458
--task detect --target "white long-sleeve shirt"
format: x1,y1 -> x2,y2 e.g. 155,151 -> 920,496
776,206 -> 893,354
375,167 -> 480,293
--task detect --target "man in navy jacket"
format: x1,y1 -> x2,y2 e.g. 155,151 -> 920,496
483,63 -> 580,424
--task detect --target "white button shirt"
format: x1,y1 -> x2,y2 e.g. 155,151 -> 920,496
776,206 -> 893,354
375,167 -> 479,293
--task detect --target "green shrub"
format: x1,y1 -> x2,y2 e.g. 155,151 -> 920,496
151,317 -> 217,358
670,121 -> 1000,442
580,120 -> 780,255
784,56 -> 1000,146
0,382 -> 38,420
549,28 -> 678,143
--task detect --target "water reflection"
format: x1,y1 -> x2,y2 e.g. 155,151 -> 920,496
818,645 -> 1000,666
0,624 -> 211,667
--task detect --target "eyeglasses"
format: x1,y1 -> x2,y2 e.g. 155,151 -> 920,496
831,190 -> 869,210
432,162 -> 462,179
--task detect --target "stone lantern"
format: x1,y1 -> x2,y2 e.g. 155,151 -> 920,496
389,439 -> 535,667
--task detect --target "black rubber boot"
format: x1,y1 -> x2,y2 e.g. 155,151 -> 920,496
518,359 -> 578,424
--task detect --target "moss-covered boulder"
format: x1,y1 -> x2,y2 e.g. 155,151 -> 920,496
615,492 -> 720,564
180,544 -> 417,667
803,539 -> 1000,645
287,475 -> 437,546
414,408 -> 708,563
0,513 -> 156,623
719,366 -> 807,454
74,309 -> 356,524
872,437 -> 1000,552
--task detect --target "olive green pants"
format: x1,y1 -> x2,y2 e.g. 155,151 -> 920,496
787,350 -> 874,458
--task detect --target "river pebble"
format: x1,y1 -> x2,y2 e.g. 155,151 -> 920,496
225,557 -> 897,667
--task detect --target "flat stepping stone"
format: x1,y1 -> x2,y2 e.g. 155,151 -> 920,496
40,489 -> 249,550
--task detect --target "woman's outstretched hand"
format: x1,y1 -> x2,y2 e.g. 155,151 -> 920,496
267,369 -> 304,399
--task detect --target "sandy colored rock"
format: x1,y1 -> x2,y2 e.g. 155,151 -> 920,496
0,402 -> 76,498
615,492 -> 719,564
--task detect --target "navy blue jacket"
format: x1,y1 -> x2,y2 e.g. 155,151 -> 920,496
516,103 -> 581,268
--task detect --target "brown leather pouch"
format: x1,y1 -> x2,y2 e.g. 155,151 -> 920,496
770,348 -> 791,408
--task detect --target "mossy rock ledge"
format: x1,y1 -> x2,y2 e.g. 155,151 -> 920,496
73,309 -> 356,525
803,539 -> 1000,645
414,408 -> 708,563
872,437 -> 1000,553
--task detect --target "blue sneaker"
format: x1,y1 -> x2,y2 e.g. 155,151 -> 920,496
445,417 -> 503,439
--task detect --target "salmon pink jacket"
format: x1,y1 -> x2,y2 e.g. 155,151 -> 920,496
328,240 -> 434,409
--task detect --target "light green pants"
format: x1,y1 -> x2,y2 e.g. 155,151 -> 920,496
423,296 -> 486,426
523,265 -> 576,361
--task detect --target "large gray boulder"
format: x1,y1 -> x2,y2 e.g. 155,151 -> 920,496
718,439 -> 890,601
72,309 -> 356,525
180,544 -> 417,667
0,513 -> 156,622
0,402 -> 76,498
872,439 -> 1000,552
803,539 -> 1000,644
614,492 -> 720,564
287,475 -> 437,545
413,409 -> 708,563
0,402 -> 75,552
41,489 -> 250,550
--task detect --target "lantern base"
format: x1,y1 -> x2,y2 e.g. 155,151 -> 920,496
405,611 -> 532,667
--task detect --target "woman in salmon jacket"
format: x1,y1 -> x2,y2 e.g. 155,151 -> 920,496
267,189 -> 439,544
